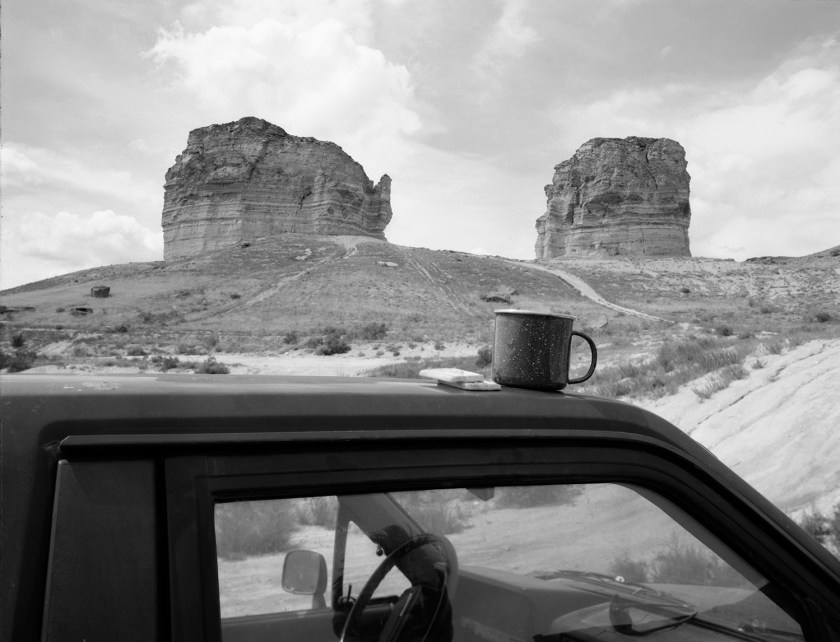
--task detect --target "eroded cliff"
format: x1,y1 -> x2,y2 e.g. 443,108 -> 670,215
535,137 -> 691,259
162,117 -> 392,261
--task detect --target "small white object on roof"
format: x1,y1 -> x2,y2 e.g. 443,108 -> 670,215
419,368 -> 484,383
419,368 -> 500,391
437,379 -> 501,391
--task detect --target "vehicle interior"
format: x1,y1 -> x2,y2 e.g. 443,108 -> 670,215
216,483 -> 804,642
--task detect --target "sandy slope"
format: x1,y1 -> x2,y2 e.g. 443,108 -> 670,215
638,339 -> 840,515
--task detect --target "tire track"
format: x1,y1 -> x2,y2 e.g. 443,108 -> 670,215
507,260 -> 665,321
395,246 -> 473,317
189,242 -> 358,320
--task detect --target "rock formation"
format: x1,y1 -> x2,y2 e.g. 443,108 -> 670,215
162,117 -> 393,261
535,137 -> 691,259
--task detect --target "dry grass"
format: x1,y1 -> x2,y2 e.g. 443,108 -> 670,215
2,240 -> 838,377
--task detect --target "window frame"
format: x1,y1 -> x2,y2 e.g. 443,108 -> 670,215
163,435 -> 838,642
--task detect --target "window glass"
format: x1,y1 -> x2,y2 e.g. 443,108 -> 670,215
215,496 -> 410,619
216,484 -> 804,641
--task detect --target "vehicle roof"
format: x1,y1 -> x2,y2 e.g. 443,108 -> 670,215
1,372 -> 698,453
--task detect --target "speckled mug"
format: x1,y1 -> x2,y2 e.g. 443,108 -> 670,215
492,310 -> 597,391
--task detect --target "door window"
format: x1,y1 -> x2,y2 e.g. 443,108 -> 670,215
215,484 -> 804,641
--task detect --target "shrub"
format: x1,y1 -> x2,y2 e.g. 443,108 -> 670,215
715,325 -> 733,337
360,322 -> 388,341
649,539 -> 746,587
364,355 -> 492,379
315,335 -> 351,356
321,325 -> 348,337
692,364 -> 748,400
798,509 -> 833,546
196,357 -> 230,374
797,503 -> 840,554
215,499 -> 298,560
283,330 -> 299,345
679,287 -> 691,294
11,333 -> 26,348
177,343 -> 204,355
609,551 -> 649,583
127,346 -> 147,357
409,503 -> 466,535
612,539 -> 749,587
495,484 -> 583,509
434,341 -> 445,351
137,309 -> 183,326
765,340 -> 785,355
476,346 -> 493,368
393,490 -> 468,535
296,496 -> 338,529
154,356 -> 181,371
4,350 -> 37,373
72,344 -> 91,358
812,311 -> 833,323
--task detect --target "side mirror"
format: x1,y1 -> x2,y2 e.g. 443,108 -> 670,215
282,550 -> 328,608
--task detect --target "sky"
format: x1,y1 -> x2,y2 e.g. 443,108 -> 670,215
1,0 -> 839,289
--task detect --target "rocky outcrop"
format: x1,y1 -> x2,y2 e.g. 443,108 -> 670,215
535,137 -> 691,259
162,117 -> 393,261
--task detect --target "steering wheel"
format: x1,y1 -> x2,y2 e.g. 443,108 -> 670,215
339,532 -> 458,642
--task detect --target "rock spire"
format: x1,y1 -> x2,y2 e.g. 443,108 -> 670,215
535,137 -> 692,259
162,117 -> 393,261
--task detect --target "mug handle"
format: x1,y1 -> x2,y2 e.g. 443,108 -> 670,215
568,330 -> 597,384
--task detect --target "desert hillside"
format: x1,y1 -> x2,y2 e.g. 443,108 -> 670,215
2,239 -> 839,520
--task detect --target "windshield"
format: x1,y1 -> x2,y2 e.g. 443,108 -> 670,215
216,483 -> 803,641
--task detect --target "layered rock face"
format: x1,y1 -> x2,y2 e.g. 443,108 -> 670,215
535,137 -> 691,259
162,117 -> 393,260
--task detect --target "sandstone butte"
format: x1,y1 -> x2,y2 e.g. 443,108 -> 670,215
535,137 -> 692,259
161,117 -> 393,261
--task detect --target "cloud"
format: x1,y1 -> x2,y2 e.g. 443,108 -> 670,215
553,35 -> 840,259
385,142 -> 541,260
180,0 -> 374,40
1,143 -> 161,211
145,7 -> 421,177
1,210 -> 163,289
472,0 -> 539,85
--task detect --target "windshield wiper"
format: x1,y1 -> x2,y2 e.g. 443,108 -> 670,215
689,615 -> 805,642
609,594 -> 698,636
611,598 -> 803,642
